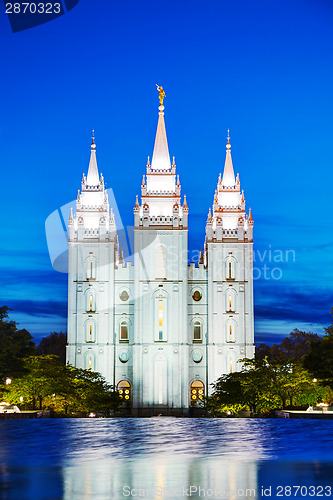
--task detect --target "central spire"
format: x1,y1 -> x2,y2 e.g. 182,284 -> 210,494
86,130 -> 100,186
221,129 -> 236,187
151,85 -> 171,170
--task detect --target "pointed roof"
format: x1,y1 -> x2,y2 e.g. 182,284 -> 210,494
151,105 -> 171,170
86,131 -> 100,186
199,248 -> 204,265
221,130 -> 236,187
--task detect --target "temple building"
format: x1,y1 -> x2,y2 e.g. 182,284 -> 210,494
66,88 -> 255,415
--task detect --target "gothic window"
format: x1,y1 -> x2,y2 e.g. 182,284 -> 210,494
193,321 -> 202,343
86,291 -> 95,312
120,321 -> 129,342
86,322 -> 95,343
226,291 -> 235,312
86,258 -> 96,280
226,322 -> 235,343
117,380 -> 131,402
190,380 -> 205,407
86,353 -> 94,371
226,259 -> 235,280
155,294 -> 167,342
228,354 -> 235,374
158,300 -> 163,341
155,244 -> 166,279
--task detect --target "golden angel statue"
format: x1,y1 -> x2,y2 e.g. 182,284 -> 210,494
156,84 -> 166,105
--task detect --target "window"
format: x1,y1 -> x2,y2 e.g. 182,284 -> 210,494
155,294 -> 167,342
226,291 -> 235,312
226,259 -> 235,280
226,322 -> 235,343
120,290 -> 129,301
193,321 -> 202,342
86,353 -> 94,371
155,244 -> 166,279
87,291 -> 95,312
86,322 -> 95,343
120,321 -> 129,342
117,380 -> 131,402
87,258 -> 96,280
158,300 -> 163,341
228,354 -> 235,374
192,290 -> 202,302
190,380 -> 205,407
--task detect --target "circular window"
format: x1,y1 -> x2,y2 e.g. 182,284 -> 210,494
120,290 -> 129,301
192,349 -> 203,363
119,351 -> 129,363
192,290 -> 202,302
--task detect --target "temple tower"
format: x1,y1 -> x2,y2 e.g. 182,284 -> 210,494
132,88 -> 189,412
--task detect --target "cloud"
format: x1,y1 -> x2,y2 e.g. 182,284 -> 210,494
4,299 -> 67,318
254,283 -> 332,327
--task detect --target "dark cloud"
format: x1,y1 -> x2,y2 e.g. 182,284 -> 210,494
254,283 -> 332,326
255,332 -> 291,346
4,299 -> 67,319
0,268 -> 67,288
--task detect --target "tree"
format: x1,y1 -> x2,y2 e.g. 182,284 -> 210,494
0,306 -> 35,384
5,355 -> 121,415
303,309 -> 333,388
209,357 -> 325,415
36,332 -> 67,364
256,329 -> 321,363
210,358 -> 280,414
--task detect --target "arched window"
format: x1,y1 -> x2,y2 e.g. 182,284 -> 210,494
226,259 -> 235,280
86,290 -> 95,312
158,300 -> 163,341
86,322 -> 95,343
226,322 -> 235,343
226,290 -> 235,312
193,321 -> 202,343
86,353 -> 95,371
228,353 -> 235,374
190,380 -> 205,407
117,380 -> 131,402
86,258 -> 96,280
120,321 -> 129,342
155,244 -> 166,279
155,293 -> 167,342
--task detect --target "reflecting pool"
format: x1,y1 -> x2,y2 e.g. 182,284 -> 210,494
0,418 -> 333,499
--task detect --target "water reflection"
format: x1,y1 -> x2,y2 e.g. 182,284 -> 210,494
0,419 -> 333,500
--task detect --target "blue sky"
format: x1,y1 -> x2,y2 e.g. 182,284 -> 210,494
0,0 -> 333,344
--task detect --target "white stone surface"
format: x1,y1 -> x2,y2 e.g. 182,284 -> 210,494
66,108 -> 255,410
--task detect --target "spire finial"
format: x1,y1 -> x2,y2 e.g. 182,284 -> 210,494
183,194 -> 188,209
249,207 -> 253,222
227,129 -> 231,149
91,129 -> 96,149
156,84 -> 166,106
